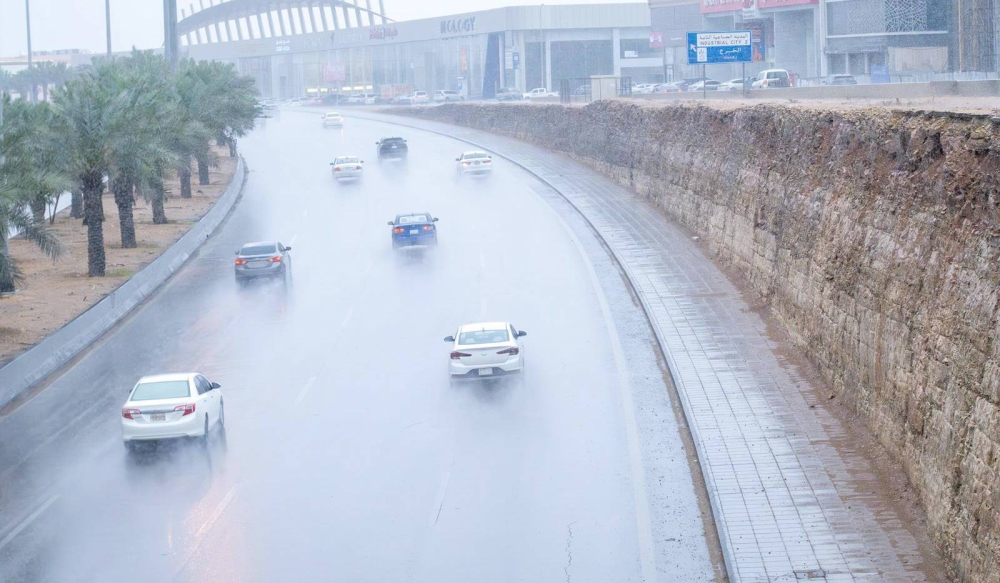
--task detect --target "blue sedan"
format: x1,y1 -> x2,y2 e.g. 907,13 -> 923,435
389,213 -> 438,249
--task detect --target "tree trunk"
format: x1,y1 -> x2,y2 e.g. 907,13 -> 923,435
49,191 -> 62,224
70,188 -> 83,219
82,173 -> 106,277
180,159 -> 192,198
196,152 -> 210,185
229,140 -> 237,157
0,236 -> 13,293
152,179 -> 168,224
30,198 -> 45,223
114,178 -> 137,249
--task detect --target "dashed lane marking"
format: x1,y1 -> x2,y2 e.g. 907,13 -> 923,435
0,494 -> 59,552
293,376 -> 317,407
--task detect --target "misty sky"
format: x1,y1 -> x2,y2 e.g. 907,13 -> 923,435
0,0 -> 636,57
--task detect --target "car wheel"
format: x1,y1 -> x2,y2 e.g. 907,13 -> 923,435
218,400 -> 225,429
201,415 -> 210,443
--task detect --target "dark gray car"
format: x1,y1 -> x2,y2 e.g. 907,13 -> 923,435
234,241 -> 292,284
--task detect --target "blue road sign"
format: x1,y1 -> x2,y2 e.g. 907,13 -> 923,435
687,31 -> 753,65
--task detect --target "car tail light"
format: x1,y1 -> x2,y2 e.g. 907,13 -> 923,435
483,159 -> 491,164
422,225 -> 434,231
235,258 -> 247,265
267,256 -> 282,263
393,227 -> 404,233
462,162 -> 470,166
334,166 -> 341,172
450,351 -> 471,359
174,403 -> 196,416
497,347 -> 519,355
122,408 -> 140,420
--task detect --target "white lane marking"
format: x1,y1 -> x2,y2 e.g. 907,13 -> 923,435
0,494 -> 59,551
289,234 -> 298,245
429,472 -> 451,527
339,307 -> 355,331
293,376 -> 317,407
194,484 -> 240,540
536,188 -> 658,582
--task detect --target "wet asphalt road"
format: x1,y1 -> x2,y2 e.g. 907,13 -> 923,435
0,109 -> 718,582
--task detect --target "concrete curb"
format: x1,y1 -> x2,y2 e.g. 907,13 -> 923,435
0,157 -> 248,410
348,110 -> 738,580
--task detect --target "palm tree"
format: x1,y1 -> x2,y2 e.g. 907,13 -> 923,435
0,95 -> 63,292
52,68 -> 131,277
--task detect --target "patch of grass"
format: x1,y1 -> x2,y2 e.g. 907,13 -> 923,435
107,268 -> 136,278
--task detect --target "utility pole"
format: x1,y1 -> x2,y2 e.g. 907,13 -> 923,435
163,0 -> 179,69
106,0 -> 113,59
25,0 -> 34,103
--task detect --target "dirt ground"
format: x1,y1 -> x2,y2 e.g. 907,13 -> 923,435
629,94 -> 1000,114
0,151 -> 236,366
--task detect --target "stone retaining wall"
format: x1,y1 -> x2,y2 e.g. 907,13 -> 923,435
399,102 -> 1000,582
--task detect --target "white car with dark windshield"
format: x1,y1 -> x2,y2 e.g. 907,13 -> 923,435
322,111 -> 344,127
121,373 -> 224,450
331,156 -> 364,180
456,151 -> 492,175
444,322 -> 526,382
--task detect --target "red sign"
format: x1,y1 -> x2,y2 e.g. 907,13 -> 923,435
323,62 -> 346,83
758,0 -> 817,7
649,32 -> 664,48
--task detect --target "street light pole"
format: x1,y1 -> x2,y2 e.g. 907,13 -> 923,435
106,0 -> 113,59
25,0 -> 34,103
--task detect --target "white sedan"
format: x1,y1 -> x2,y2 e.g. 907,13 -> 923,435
322,111 -> 344,127
444,322 -> 526,381
456,151 -> 493,175
331,156 -> 364,180
121,373 -> 224,449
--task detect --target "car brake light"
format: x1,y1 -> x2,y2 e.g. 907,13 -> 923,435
462,162 -> 470,166
497,347 -> 519,355
422,225 -> 434,230
122,408 -> 140,419
267,256 -> 282,263
483,159 -> 491,163
174,403 -> 196,416
450,351 -> 471,359
334,167 -> 341,172
235,258 -> 247,265
393,227 -> 404,233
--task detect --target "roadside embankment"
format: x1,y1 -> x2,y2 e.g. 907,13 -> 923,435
397,101 -> 1000,582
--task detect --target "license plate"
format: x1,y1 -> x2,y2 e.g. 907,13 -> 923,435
150,413 -> 166,421
477,368 -> 493,376
409,229 -> 419,235
248,260 -> 267,268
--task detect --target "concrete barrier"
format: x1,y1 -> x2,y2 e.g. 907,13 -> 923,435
0,157 -> 248,409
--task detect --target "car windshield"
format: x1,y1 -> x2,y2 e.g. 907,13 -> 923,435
463,152 -> 488,159
382,138 -> 405,145
131,380 -> 190,401
399,215 -> 429,224
326,113 -> 340,117
459,329 -> 510,345
241,244 -> 277,255
337,157 -> 360,164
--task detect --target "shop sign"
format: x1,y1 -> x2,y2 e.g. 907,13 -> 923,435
650,32 -> 664,48
742,0 -> 761,19
441,17 -> 476,35
758,0 -> 817,7
701,0 -> 744,14
369,26 -> 398,40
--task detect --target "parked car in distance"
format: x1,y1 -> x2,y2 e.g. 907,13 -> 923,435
825,74 -> 858,86
718,78 -> 747,91
632,83 -> 656,94
652,82 -> 684,93
523,87 -> 559,99
434,90 -> 464,102
496,87 -> 523,101
389,213 -> 438,249
687,80 -> 722,91
751,69 -> 792,89
234,241 -> 292,284
322,111 -> 344,127
331,156 -> 363,181
376,137 -> 408,162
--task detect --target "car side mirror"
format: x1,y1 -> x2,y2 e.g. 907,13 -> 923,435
234,250 -> 239,255
211,382 -> 221,389
444,336 -> 455,342
488,156 -> 492,159
361,160 -> 364,164
455,158 -> 460,161
432,217 -> 439,222
517,331 -> 527,338
387,221 -> 395,226
284,246 -> 291,251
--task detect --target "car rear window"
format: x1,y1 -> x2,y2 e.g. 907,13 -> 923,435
383,138 -> 405,145
131,380 -> 190,401
768,72 -> 788,79
241,244 -> 277,255
337,157 -> 360,164
459,329 -> 510,345
399,215 -> 429,224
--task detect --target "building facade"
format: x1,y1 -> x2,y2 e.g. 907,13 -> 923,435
182,3 -> 659,99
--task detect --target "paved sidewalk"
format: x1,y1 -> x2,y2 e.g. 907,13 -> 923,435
362,112 -> 937,582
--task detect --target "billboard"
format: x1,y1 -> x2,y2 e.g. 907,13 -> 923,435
702,0 -> 816,12
323,62 -> 346,82
687,31 -> 753,64
650,32 -> 664,48
758,0 -> 817,7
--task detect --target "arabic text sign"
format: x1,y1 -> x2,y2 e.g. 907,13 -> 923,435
687,31 -> 752,64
